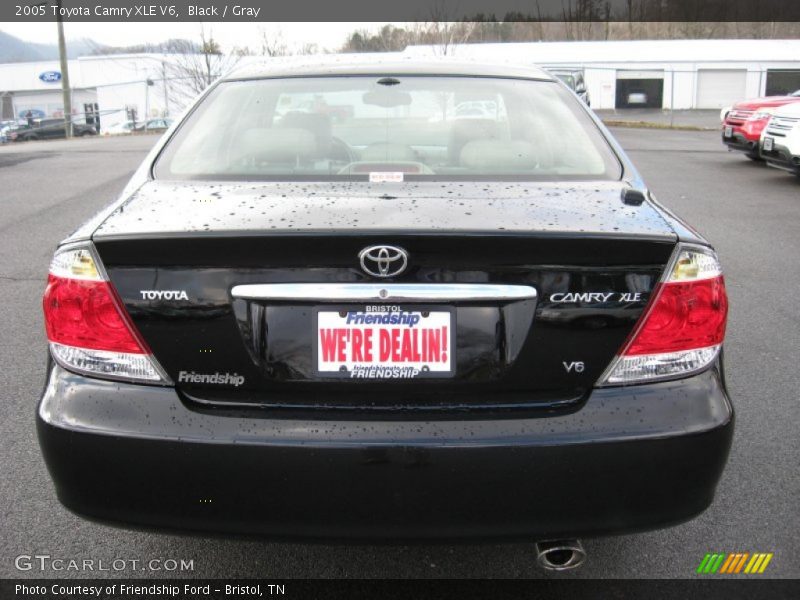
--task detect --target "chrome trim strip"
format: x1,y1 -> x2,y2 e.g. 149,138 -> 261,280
231,283 -> 537,303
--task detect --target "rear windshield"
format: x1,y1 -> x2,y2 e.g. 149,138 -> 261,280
155,76 -> 621,181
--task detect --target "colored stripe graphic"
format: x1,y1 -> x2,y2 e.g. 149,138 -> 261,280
744,553 -> 774,574
758,554 -> 773,573
703,554 -> 721,574
698,552 -> 772,574
710,554 -> 725,573
697,554 -> 712,574
748,554 -> 764,573
719,553 -> 736,573
745,555 -> 755,573
745,554 -> 758,573
734,553 -> 749,573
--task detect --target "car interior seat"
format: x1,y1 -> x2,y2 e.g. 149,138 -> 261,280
447,119 -> 503,165
277,111 -> 333,159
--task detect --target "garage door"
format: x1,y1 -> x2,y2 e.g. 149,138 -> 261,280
696,70 -> 747,109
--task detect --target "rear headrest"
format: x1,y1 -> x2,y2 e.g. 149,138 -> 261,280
448,118 -> 502,164
278,111 -> 332,157
459,140 -> 539,171
360,143 -> 417,162
236,128 -> 316,163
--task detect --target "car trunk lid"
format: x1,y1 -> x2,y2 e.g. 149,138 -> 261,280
93,180 -> 676,412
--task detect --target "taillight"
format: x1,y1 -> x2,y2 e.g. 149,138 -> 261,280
599,244 -> 728,385
43,243 -> 169,384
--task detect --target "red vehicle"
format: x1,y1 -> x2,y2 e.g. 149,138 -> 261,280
722,90 -> 800,159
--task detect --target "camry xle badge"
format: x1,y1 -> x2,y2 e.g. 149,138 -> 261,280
359,245 -> 408,278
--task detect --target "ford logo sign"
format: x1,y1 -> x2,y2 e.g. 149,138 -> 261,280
18,109 -> 45,119
39,71 -> 62,83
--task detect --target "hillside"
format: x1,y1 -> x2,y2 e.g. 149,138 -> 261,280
0,30 -> 98,63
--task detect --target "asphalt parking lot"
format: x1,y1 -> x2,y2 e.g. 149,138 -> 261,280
0,129 -> 798,579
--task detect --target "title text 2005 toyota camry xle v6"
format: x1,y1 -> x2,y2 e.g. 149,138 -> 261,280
37,59 -> 732,570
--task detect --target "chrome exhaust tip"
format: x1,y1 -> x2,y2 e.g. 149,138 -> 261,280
535,539 -> 586,571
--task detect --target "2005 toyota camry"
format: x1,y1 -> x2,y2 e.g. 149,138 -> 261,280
37,58 -> 731,568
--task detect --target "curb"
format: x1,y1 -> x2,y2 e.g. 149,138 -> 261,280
601,120 -> 717,132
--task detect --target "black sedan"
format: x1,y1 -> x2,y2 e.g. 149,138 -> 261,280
37,59 -> 732,570
10,118 -> 96,141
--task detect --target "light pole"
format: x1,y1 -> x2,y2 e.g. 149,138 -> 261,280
161,61 -> 170,117
669,70 -> 675,128
56,0 -> 72,137
145,78 -> 154,124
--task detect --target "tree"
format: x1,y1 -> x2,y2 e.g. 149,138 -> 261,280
162,25 -> 241,110
341,25 -> 410,53
259,26 -> 289,57
419,1 -> 478,55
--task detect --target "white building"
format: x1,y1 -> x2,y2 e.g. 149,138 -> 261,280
2,39 -> 799,127
403,39 -> 800,110
0,53 -> 182,130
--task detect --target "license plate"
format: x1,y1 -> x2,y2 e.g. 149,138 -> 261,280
763,136 -> 774,152
315,306 -> 454,379
724,125 -> 733,138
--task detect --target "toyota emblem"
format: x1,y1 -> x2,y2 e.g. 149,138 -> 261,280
359,245 -> 408,278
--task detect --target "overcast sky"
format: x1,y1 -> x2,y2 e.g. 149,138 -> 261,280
0,22 -> 401,53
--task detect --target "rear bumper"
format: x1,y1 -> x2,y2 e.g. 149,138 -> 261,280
38,364 -> 733,541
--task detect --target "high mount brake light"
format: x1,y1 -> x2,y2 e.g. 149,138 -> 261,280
599,244 -> 728,386
43,243 -> 169,384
